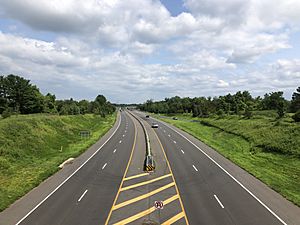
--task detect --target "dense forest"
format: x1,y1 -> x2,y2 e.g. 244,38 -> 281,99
139,87 -> 300,122
0,74 -> 115,118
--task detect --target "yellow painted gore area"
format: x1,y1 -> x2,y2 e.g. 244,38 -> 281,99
112,182 -> 175,210
120,173 -> 172,191
113,195 -> 180,225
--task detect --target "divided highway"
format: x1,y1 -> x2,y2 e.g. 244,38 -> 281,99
1,110 -> 299,225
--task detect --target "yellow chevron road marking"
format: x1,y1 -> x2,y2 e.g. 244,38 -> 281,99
120,173 -> 172,191
162,211 -> 185,225
113,182 -> 175,210
113,195 -> 179,225
123,173 -> 149,181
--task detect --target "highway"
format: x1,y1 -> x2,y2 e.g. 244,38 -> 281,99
1,110 -> 299,225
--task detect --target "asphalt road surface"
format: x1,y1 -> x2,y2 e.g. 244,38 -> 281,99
0,110 -> 299,225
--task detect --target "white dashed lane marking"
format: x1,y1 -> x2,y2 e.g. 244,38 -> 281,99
214,194 -> 225,209
78,189 -> 88,202
192,165 -> 198,172
102,163 -> 107,170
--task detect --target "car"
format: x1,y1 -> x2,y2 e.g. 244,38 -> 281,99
173,117 -> 178,120
151,123 -> 158,128
146,115 -> 150,118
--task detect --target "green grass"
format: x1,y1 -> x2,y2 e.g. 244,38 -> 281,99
155,113 -> 300,206
0,113 -> 116,211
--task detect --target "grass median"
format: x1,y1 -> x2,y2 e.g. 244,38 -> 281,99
0,113 -> 116,211
155,113 -> 300,207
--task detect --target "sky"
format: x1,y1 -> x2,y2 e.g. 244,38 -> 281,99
0,0 -> 299,103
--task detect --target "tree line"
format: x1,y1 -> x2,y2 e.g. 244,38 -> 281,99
0,74 -> 115,118
138,88 -> 300,122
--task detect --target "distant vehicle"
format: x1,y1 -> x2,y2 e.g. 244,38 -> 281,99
173,117 -> 178,120
146,115 -> 150,118
151,123 -> 158,128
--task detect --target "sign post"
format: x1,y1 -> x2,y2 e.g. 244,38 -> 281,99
154,201 -> 163,223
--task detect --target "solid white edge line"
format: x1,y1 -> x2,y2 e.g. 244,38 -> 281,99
181,149 -> 185,154
78,189 -> 88,202
192,165 -> 198,172
155,119 -> 287,225
214,194 -> 224,209
15,113 -> 122,225
102,163 -> 107,170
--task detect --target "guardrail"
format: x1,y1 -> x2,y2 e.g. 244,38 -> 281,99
126,110 -> 155,172
126,110 -> 151,156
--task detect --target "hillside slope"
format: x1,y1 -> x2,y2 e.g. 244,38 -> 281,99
0,113 -> 116,211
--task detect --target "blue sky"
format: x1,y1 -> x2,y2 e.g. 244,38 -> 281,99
0,0 -> 299,103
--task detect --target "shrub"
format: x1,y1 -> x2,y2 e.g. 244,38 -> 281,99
292,111 -> 300,122
1,108 -> 13,119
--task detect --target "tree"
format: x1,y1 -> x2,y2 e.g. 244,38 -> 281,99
78,100 -> 90,114
90,95 -> 115,117
0,74 -> 44,114
260,91 -> 287,117
43,93 -> 57,113
290,87 -> 300,113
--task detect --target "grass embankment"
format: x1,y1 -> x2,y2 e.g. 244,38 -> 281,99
0,113 -> 116,211
156,112 -> 300,206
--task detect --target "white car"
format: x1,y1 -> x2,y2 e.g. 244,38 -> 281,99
151,123 -> 158,128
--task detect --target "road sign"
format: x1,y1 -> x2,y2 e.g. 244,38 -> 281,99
80,130 -> 90,138
154,201 -> 164,209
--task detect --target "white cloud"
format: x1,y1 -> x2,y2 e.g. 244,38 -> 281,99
217,79 -> 230,88
0,32 -> 88,68
0,0 -> 299,102
272,59 -> 300,79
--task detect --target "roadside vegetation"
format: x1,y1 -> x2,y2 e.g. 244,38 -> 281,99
1,74 -> 115,118
0,113 -> 116,211
139,87 -> 300,206
0,74 -> 117,211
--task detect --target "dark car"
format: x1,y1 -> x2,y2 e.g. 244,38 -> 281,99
146,115 -> 150,118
